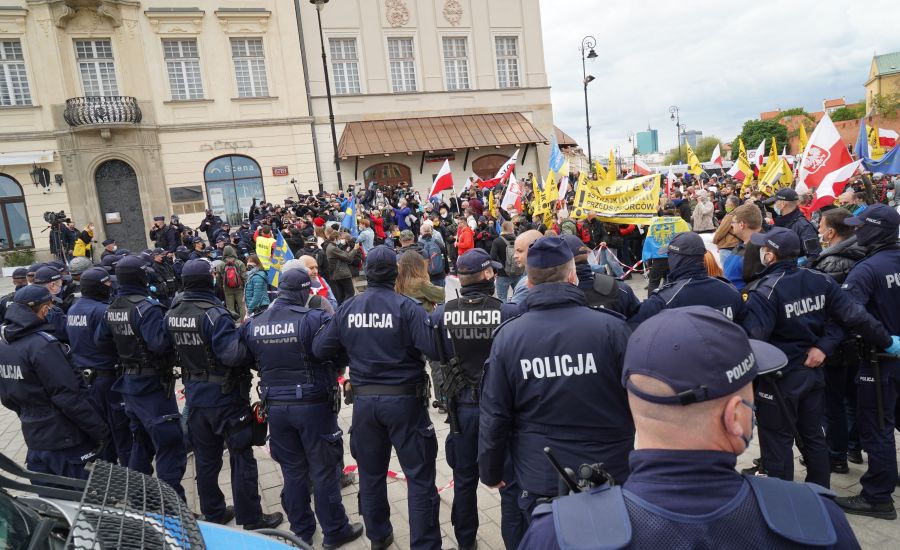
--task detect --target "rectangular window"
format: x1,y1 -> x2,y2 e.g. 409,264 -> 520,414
329,38 -> 360,95
230,38 -> 269,98
163,39 -> 204,101
387,37 -> 416,93
495,36 -> 520,89
442,37 -> 470,91
75,39 -> 119,97
0,41 -> 31,106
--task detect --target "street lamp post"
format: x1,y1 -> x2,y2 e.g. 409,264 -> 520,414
669,105 -> 681,164
580,36 -> 598,168
310,0 -> 343,191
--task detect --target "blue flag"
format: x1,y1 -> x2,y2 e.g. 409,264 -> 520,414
341,195 -> 358,238
267,230 -> 294,287
853,117 -> 868,160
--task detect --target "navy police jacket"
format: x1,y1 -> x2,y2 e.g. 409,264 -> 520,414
479,283 -> 634,496
242,297 -> 333,402
842,244 -> 900,366
519,450 -> 859,549
629,264 -> 742,327
741,260 -> 891,371
0,303 -> 110,451
66,296 -> 118,370
312,283 -> 437,386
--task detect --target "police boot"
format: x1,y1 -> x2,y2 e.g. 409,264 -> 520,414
322,522 -> 364,550
834,495 -> 897,520
242,511 -> 285,530
370,532 -> 394,550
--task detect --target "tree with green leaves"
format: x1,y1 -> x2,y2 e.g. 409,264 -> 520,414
732,120 -> 788,158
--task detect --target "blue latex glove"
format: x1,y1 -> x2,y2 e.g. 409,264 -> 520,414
885,336 -> 900,356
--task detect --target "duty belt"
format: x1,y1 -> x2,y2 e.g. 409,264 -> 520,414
352,384 -> 420,397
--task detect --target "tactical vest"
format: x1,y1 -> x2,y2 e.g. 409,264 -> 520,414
165,299 -> 221,378
583,274 -> 621,312
443,295 -> 503,383
106,295 -> 154,371
544,476 -> 838,549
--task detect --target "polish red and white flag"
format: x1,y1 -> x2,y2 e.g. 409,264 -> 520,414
796,113 -> 853,194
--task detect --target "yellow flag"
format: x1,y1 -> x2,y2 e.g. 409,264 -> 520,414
593,160 -> 607,181
605,150 -> 617,182
685,143 -> 703,176
798,123 -> 809,153
487,188 -> 496,217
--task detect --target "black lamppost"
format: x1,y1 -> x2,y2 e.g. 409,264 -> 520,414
669,105 -> 681,164
310,0 -> 343,191
580,36 -> 598,166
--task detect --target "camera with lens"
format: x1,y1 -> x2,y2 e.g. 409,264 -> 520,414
44,210 -> 67,225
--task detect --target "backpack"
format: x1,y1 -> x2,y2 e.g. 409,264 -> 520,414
421,238 -> 444,276
503,236 -> 524,278
576,221 -> 591,244
224,258 -> 241,289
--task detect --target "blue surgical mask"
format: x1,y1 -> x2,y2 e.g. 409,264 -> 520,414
739,399 -> 757,448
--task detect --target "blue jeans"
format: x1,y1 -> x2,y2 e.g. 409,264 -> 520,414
496,276 -> 520,302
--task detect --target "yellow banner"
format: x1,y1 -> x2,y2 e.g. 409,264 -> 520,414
571,174 -> 661,224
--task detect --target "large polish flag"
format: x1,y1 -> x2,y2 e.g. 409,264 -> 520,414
796,113 -> 853,194
811,159 -> 863,211
428,160 -> 453,198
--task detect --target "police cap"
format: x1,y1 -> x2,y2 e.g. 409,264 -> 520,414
749,227 -> 802,257
33,267 -> 62,284
526,236 -> 574,270
845,203 -> 900,230
457,248 -> 501,275
663,231 -> 706,256
13,285 -> 52,307
623,305 -> 787,405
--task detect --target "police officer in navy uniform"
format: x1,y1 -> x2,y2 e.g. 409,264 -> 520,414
835,204 -> 900,519
628,231 -> 742,326
66,267 -> 132,466
740,227 -> 899,488
165,260 -> 283,528
313,245 -> 440,550
519,306 -> 861,550
106,255 -> 188,499
764,187 -> 822,261
479,236 -> 635,525
427,248 -> 523,550
243,269 -> 363,548
562,235 -> 640,318
0,285 -> 110,478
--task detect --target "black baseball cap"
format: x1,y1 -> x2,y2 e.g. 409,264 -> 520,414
845,203 -> 900,230
662,231 -> 706,256
457,249 -> 501,275
623,306 -> 787,405
763,188 -> 799,204
749,227 -> 802,257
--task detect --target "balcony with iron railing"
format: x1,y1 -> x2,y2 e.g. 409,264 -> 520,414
63,96 -> 143,127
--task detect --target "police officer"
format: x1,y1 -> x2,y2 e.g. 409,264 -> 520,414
428,249 -> 523,550
106,255 -> 187,500
519,306 -> 861,549
628,231 -> 742,326
0,285 -> 110,478
313,245 -> 440,550
479,236 -> 635,524
562,235 -> 640,318
165,260 -> 282,528
835,204 -> 900,519
0,267 -> 28,322
243,269 -> 362,547
66,267 -> 132,466
764,188 -> 822,261
740,227 -> 899,488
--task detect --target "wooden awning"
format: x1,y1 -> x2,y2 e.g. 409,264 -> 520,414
554,126 -> 578,148
337,112 -> 547,158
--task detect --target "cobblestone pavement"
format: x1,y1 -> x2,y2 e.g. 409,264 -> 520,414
0,275 -> 898,548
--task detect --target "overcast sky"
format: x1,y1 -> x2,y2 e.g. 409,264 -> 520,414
539,0 -> 900,157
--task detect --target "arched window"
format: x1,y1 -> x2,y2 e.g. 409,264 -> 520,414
203,155 -> 265,225
472,154 -> 511,181
363,163 -> 411,189
0,174 -> 33,250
